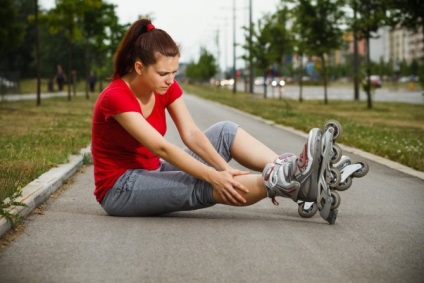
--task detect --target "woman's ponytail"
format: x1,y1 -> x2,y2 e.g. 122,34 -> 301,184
112,19 -> 180,80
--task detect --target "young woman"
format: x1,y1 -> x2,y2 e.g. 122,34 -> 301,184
91,19 -> 316,217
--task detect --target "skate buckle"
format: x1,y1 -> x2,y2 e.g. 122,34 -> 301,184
271,197 -> 280,206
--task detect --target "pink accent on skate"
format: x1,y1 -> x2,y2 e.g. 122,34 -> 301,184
297,144 -> 308,169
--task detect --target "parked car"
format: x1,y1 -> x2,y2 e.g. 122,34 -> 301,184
399,75 -> 418,83
369,75 -> 382,88
255,77 -> 285,87
254,76 -> 266,86
362,75 -> 382,91
270,78 -> 285,87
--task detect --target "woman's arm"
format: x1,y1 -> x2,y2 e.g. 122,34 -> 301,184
113,111 -> 248,205
167,97 -> 235,172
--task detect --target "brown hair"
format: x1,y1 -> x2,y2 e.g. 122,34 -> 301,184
112,19 -> 180,79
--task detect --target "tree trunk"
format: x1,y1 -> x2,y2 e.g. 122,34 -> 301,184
299,53 -> 304,102
353,0 -> 360,100
322,54 -> 328,105
67,41 -> 72,101
366,35 -> 373,109
34,0 -> 41,106
263,71 -> 267,99
85,42 -> 90,100
421,22 -> 424,90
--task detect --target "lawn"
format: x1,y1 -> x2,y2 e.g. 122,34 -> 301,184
0,94 -> 95,202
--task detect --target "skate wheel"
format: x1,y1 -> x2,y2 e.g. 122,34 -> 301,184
335,176 -> 352,191
353,162 -> 369,178
298,202 -> 318,218
330,190 -> 341,210
324,120 -> 343,140
331,144 -> 342,164
328,168 -> 341,188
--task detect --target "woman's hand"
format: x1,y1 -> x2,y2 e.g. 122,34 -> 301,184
209,169 -> 250,206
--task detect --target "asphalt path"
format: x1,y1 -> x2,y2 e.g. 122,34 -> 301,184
240,83 -> 424,104
0,94 -> 423,283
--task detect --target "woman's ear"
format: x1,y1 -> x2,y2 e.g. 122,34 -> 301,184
134,61 -> 144,75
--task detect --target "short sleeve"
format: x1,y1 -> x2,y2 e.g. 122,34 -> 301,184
101,81 -> 140,120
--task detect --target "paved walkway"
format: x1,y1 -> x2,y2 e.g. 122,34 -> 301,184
239,83 -> 424,104
0,94 -> 423,283
0,91 -> 85,101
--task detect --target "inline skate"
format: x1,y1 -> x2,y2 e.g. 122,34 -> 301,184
263,120 -> 369,224
331,155 -> 369,191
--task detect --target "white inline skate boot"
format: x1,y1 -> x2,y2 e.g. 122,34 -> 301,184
262,152 -> 301,204
263,120 -> 365,224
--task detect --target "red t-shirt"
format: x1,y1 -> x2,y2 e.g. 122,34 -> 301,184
91,78 -> 183,202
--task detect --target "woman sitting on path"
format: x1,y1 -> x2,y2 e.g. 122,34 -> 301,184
91,19 -> 316,216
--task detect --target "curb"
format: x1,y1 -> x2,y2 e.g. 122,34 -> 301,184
0,145 -> 91,239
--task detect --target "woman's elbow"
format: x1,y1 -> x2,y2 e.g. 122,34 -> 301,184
150,141 -> 173,159
181,129 -> 202,147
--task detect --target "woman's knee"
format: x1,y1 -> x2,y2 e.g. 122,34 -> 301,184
211,121 -> 239,134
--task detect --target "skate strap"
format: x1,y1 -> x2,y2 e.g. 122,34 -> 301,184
271,197 -> 279,206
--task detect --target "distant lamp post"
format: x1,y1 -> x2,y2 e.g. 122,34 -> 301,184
232,0 -> 237,94
249,0 -> 254,94
34,0 -> 41,106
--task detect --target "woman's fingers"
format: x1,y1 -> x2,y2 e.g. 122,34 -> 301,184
227,184 -> 247,205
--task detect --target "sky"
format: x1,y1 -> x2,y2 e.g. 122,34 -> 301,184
39,0 -> 282,70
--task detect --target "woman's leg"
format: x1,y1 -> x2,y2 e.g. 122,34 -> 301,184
101,169 -> 216,216
231,127 -> 279,172
212,173 -> 267,206
215,126 -> 289,206
161,121 -> 275,207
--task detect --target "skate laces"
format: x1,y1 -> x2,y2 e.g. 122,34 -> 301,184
297,143 -> 308,172
265,153 -> 301,206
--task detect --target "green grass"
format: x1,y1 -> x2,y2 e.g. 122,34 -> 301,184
0,95 -> 95,202
0,80 -> 423,204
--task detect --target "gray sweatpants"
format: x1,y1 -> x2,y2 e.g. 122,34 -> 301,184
101,121 -> 239,216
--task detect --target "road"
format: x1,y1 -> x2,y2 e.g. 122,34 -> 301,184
0,94 -> 423,283
0,91 -> 84,101
236,83 -> 424,104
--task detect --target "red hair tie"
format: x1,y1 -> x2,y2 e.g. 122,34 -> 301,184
147,24 -> 155,31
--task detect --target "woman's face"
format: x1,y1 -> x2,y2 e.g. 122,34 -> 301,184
141,53 -> 179,95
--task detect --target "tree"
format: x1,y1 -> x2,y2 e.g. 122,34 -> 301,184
386,0 -> 423,41
242,16 -> 275,98
353,0 -> 387,109
290,0 -> 313,102
79,0 -> 125,98
291,0 -> 345,105
267,5 -> 294,66
0,0 -> 26,74
42,0 -> 85,100
267,4 -> 294,99
38,0 -> 126,99
186,48 -> 217,83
